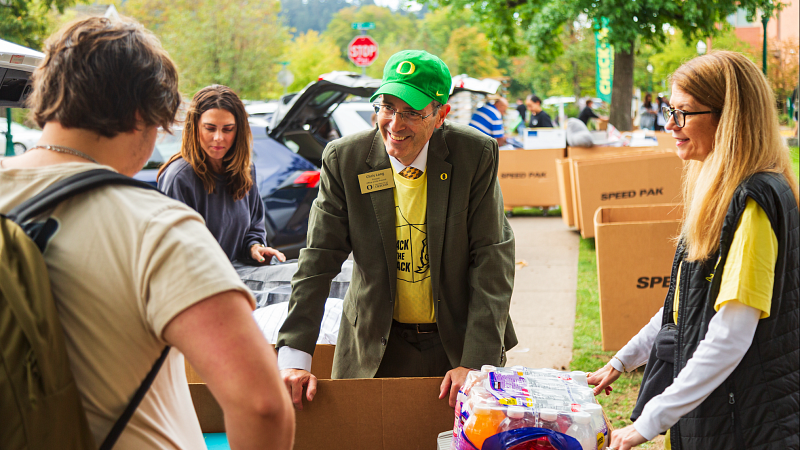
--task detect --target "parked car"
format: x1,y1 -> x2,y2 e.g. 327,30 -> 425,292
0,39 -> 39,110
245,101 -> 279,124
1,121 -> 42,155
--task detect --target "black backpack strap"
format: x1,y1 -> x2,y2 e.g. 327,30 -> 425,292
7,168 -> 170,449
7,169 -> 159,224
99,346 -> 171,450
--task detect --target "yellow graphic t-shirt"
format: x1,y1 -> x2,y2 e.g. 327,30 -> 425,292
673,198 -> 777,323
392,170 -> 434,323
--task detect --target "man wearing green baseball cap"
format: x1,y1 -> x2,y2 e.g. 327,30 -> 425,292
277,50 -> 517,411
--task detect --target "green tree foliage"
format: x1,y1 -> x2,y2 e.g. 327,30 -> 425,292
324,5 -> 418,65
1,0 -> 78,49
283,30 -> 349,92
425,0 -> 786,130
122,0 -> 289,99
443,27 -> 500,78
506,21 -> 595,101
415,5 -> 472,57
645,27 -> 756,94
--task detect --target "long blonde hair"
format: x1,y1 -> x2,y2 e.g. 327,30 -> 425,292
158,85 -> 253,201
673,51 -> 799,261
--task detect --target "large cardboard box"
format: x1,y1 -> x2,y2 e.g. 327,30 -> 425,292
566,145 -> 665,159
187,345 -> 454,450
555,158 -> 574,227
594,204 -> 682,350
498,147 -> 565,208
567,150 -> 667,233
572,152 -> 684,238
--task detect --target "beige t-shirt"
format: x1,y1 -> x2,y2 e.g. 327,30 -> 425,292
0,162 -> 255,449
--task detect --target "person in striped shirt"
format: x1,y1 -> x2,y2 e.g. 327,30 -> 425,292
469,97 -> 508,146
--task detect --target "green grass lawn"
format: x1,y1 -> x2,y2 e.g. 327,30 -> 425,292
570,237 -> 665,449
790,146 -> 798,178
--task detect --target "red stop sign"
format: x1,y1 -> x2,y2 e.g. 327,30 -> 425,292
348,35 -> 378,67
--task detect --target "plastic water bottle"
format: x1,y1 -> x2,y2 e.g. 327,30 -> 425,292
582,404 -> 608,449
565,412 -> 595,450
464,404 -> 505,450
497,406 -> 537,433
537,408 -> 560,431
571,371 -> 589,387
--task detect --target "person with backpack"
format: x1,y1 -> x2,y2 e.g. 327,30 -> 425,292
0,16 -> 294,449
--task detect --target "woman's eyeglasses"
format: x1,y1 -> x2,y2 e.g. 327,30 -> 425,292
661,105 -> 720,128
373,103 -> 440,124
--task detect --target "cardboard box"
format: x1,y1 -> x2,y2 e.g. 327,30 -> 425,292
523,128 -> 566,149
572,152 -> 684,238
566,145 -> 663,160
187,345 -> 454,450
498,147 -> 565,208
594,204 -> 682,350
555,158 -> 574,227
567,150 -> 662,233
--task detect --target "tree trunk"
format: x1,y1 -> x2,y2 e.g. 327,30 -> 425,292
610,43 -> 635,131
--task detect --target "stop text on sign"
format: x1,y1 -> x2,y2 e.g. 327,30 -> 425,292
348,35 -> 378,67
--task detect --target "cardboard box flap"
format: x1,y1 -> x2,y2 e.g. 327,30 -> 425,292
189,377 -> 454,450
595,204 -> 683,226
185,344 -> 336,384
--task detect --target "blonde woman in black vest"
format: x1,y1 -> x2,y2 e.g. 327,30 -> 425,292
588,51 -> 799,450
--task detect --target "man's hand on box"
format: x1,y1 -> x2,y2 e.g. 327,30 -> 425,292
439,366 -> 471,408
281,369 -> 317,410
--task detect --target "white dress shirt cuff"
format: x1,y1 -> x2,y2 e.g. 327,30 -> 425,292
609,357 -> 625,373
277,346 -> 312,372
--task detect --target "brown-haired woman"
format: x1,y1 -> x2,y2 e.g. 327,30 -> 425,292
588,51 -> 799,450
158,85 -> 285,264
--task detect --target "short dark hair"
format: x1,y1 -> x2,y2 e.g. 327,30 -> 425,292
526,95 -> 542,104
27,16 -> 181,138
586,99 -> 594,106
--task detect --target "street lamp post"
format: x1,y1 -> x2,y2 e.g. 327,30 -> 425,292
5,109 -> 13,157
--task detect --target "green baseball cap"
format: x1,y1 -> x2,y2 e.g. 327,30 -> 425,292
369,50 -> 452,111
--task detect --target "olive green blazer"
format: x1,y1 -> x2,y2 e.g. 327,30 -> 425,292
277,120 -> 517,378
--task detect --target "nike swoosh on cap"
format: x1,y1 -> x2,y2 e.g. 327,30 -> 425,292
436,91 -> 444,96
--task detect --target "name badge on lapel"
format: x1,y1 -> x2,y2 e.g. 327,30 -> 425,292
358,168 -> 396,194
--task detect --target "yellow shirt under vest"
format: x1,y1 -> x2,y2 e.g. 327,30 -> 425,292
392,169 -> 434,323
673,198 -> 778,323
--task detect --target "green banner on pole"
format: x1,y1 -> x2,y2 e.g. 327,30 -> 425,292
594,17 -> 614,104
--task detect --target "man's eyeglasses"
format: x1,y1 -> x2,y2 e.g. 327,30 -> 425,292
661,105 -> 720,128
373,103 -> 440,124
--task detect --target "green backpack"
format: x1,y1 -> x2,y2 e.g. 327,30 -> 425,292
0,169 -> 170,450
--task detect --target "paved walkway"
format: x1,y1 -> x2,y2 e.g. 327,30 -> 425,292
505,216 -> 580,371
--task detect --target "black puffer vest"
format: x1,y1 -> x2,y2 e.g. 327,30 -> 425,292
652,172 -> 799,450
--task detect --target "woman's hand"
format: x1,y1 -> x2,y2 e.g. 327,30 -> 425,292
587,362 -> 621,396
251,244 -> 286,264
608,424 -> 647,450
